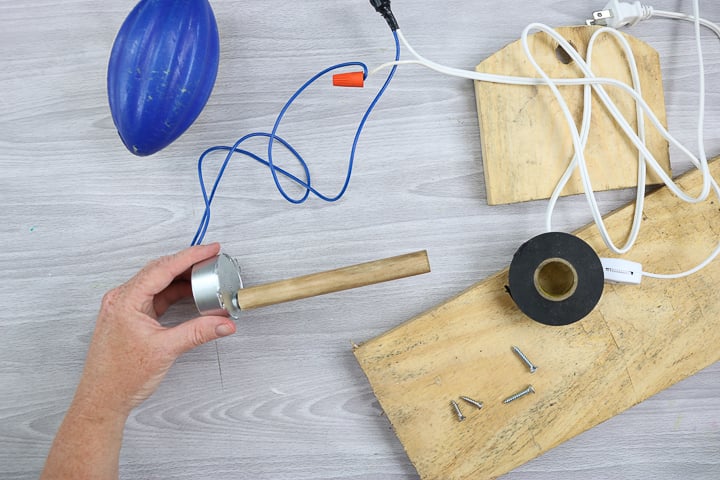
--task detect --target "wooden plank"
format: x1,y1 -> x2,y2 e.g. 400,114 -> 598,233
474,26 -> 671,205
354,159 -> 720,480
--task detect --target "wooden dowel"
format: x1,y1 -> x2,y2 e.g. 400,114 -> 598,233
235,251 -> 430,311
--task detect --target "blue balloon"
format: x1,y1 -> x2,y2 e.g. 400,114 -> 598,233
107,0 -> 220,156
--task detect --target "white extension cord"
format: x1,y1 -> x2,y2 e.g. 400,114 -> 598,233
370,0 -> 720,283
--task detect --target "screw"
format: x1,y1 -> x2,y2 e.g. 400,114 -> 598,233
450,400 -> 466,421
460,396 -> 484,410
503,385 -> 536,404
512,345 -> 538,373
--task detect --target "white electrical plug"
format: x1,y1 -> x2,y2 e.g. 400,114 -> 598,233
586,0 -> 654,28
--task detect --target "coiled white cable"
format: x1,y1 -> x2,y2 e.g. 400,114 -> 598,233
370,0 -> 720,279
540,25 -> 646,255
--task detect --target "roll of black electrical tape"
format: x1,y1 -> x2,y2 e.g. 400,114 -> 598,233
508,232 -> 604,326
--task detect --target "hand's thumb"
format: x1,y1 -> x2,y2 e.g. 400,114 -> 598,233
166,316 -> 236,355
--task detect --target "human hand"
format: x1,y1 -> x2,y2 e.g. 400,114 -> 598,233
41,244 -> 236,479
73,243 -> 237,418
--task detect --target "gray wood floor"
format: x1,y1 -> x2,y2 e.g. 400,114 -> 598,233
1,0 -> 719,478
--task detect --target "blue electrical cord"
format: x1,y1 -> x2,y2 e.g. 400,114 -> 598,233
191,30 -> 401,246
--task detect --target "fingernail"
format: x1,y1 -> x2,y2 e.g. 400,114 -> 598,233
215,323 -> 234,337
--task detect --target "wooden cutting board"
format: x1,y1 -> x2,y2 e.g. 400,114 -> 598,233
354,159 -> 720,479
474,26 -> 670,205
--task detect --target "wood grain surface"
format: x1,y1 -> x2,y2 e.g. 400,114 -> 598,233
475,26 -> 670,204
0,1 -> 718,479
354,159 -> 720,480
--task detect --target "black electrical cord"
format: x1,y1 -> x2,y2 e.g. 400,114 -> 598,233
369,0 -> 399,30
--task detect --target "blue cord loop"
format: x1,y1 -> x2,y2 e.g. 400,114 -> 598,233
191,31 -> 400,246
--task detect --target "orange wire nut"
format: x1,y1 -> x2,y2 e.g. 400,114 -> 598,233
332,71 -> 365,87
